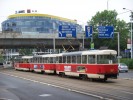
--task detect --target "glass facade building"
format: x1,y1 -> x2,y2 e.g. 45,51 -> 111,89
2,13 -> 83,34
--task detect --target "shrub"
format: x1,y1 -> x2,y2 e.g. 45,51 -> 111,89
120,58 -> 133,69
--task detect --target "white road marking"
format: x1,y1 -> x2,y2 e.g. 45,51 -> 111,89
39,94 -> 52,97
0,98 -> 13,100
121,91 -> 133,95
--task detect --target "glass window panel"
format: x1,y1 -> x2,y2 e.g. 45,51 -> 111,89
77,55 -> 81,64
72,56 -> 76,63
88,55 -> 95,64
82,55 -> 87,64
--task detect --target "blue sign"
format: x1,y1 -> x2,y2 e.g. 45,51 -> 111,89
85,26 -> 93,38
58,25 -> 76,38
98,26 -> 114,38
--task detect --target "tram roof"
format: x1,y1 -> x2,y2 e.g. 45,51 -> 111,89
22,56 -> 33,59
34,54 -> 59,58
59,49 -> 117,56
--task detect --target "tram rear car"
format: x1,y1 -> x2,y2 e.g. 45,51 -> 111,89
14,56 -> 33,71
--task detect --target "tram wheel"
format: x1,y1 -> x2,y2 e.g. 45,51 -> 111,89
103,77 -> 107,82
80,74 -> 88,80
61,72 -> 65,77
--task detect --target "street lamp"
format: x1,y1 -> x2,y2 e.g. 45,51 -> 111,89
107,0 -> 111,10
107,0 -> 109,10
123,8 -> 133,59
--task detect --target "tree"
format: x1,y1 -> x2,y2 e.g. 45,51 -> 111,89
88,10 -> 129,51
19,49 -> 33,56
0,54 -> 4,63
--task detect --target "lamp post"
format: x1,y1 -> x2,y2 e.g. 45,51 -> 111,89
123,8 -> 133,59
53,23 -> 56,53
107,0 -> 110,10
107,0 -> 109,10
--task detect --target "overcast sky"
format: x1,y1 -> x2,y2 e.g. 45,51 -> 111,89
0,0 -> 133,29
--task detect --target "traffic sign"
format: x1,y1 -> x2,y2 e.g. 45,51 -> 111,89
85,26 -> 93,38
98,26 -> 114,38
58,25 -> 76,38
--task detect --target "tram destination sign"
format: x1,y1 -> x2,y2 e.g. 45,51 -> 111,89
98,26 -> 114,38
58,25 -> 76,38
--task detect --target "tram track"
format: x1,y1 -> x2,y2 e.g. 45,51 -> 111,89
1,68 -> 132,89
0,68 -> 133,100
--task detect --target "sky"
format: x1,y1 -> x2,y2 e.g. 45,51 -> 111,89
0,0 -> 133,30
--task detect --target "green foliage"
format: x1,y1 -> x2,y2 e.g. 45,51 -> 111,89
19,49 -> 33,56
0,54 -> 4,63
120,58 -> 133,69
88,10 -> 129,50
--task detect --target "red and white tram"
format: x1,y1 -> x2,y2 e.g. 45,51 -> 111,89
14,49 -> 118,81
30,54 -> 57,74
55,49 -> 118,81
14,56 -> 33,71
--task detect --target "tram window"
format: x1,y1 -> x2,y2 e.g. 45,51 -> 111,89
63,56 -> 66,63
33,58 -> 35,63
72,56 -> 76,63
59,56 -> 62,63
56,57 -> 59,63
46,58 -> 48,63
53,57 -> 56,63
31,58 -> 33,63
37,58 -> 39,63
43,58 -> 46,63
49,57 -> 53,63
42,58 -> 44,63
77,55 -> 81,64
35,58 -> 37,63
97,55 -> 107,64
38,58 -> 40,63
67,56 -> 71,63
97,55 -> 117,64
82,55 -> 87,64
36,58 -> 40,63
40,58 -> 42,63
88,55 -> 95,64
45,58 -> 49,63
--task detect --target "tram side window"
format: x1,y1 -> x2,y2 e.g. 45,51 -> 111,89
67,56 -> 71,63
30,58 -> 33,63
88,55 -> 95,64
77,55 -> 81,64
33,58 -> 36,63
82,55 -> 87,64
59,56 -> 62,63
63,56 -> 66,63
50,57 -> 53,63
47,57 -> 50,63
72,56 -> 76,63
53,57 -> 56,63
37,58 -> 39,63
45,58 -> 49,63
42,58 -> 44,63
40,58 -> 42,63
56,57 -> 59,63
97,55 -> 107,64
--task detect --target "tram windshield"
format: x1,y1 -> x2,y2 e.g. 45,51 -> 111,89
97,54 -> 117,64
